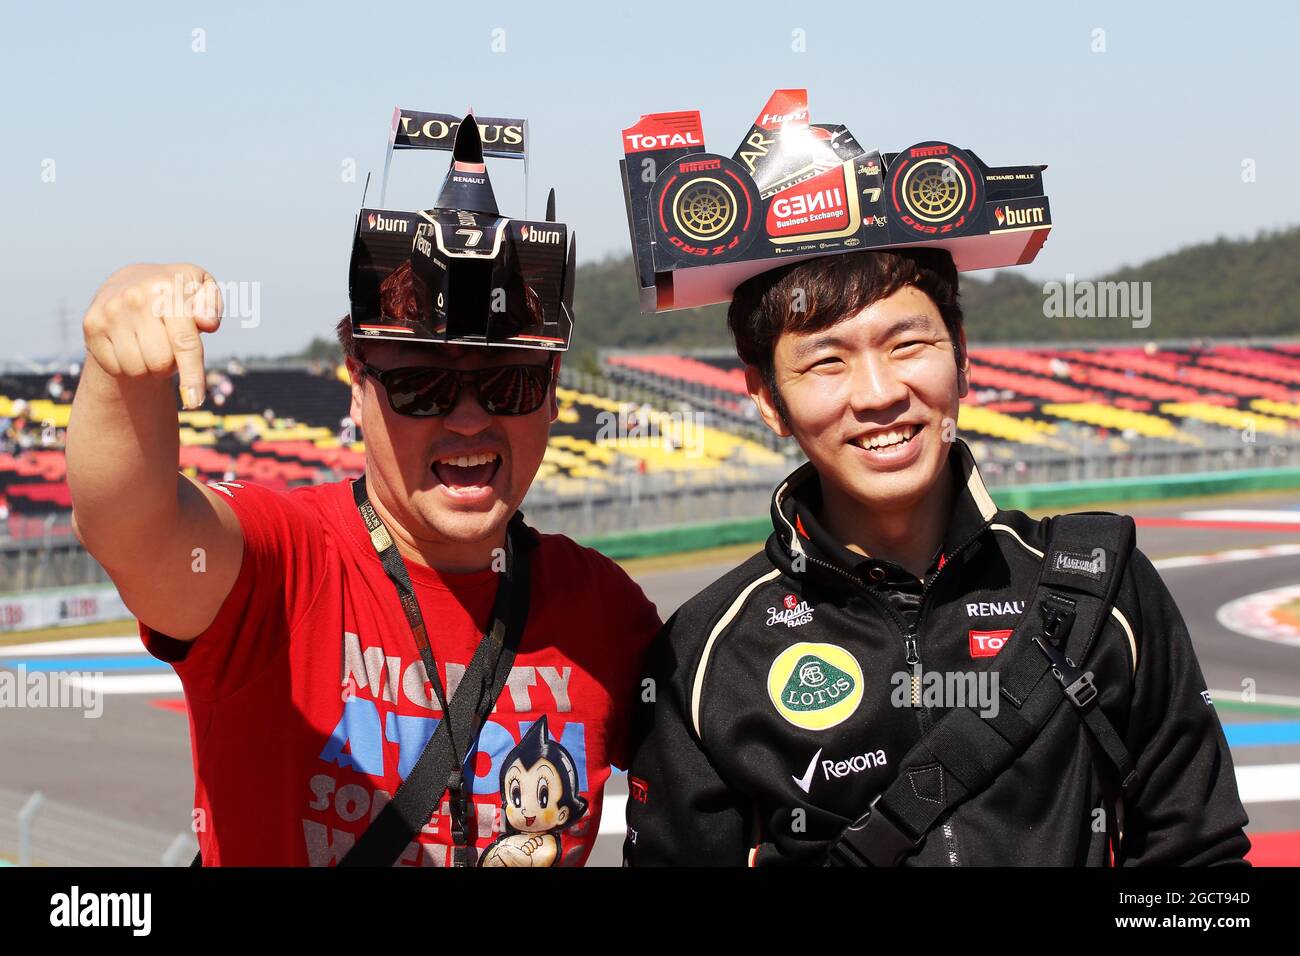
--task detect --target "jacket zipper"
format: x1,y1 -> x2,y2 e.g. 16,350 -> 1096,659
793,522 -> 989,867
903,525 -> 992,867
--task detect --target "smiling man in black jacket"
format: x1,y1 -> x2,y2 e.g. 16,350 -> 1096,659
623,248 -> 1250,866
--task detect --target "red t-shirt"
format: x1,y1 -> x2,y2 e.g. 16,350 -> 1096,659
140,478 -> 661,866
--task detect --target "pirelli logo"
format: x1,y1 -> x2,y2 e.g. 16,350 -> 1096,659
679,158 -> 721,173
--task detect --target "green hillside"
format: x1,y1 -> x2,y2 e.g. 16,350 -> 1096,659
290,226 -> 1299,365
570,225 -> 1300,358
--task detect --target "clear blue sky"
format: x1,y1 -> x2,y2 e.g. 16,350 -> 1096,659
2,0 -> 1297,362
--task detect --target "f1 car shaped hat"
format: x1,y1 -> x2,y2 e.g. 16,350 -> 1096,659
348,108 -> 576,351
619,89 -> 1050,312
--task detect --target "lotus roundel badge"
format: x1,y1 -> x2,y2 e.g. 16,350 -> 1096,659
767,642 -> 864,731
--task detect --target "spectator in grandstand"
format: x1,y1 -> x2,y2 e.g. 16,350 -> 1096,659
47,372 -> 66,401
7,415 -> 34,451
66,260 -> 661,868
203,370 -> 235,409
625,248 -> 1249,867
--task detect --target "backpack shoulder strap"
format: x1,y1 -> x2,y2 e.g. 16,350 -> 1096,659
827,512 -> 1136,867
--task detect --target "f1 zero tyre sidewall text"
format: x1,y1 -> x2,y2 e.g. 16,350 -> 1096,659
886,142 -> 984,239
650,153 -> 761,265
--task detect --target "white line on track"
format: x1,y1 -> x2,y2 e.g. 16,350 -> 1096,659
600,795 -> 627,836
1181,509 -> 1300,524
1235,764 -> 1300,804
1153,544 -> 1300,570
0,636 -> 144,657
1216,587 -> 1300,644
64,673 -> 181,695
1210,688 -> 1300,708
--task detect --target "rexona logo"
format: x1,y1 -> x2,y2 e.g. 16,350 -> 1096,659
367,212 -> 409,234
992,205 -> 1046,228
791,746 -> 890,794
767,642 -> 864,731
519,224 -> 562,245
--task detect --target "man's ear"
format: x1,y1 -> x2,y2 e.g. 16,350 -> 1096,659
955,326 -> 970,400
345,356 -> 366,428
548,355 -> 563,424
745,364 -> 792,438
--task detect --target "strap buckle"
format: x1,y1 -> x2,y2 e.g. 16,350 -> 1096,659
1034,631 -> 1098,710
826,795 -> 918,867
1062,671 -> 1098,708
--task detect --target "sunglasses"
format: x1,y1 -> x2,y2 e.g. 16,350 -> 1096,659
359,359 -> 554,417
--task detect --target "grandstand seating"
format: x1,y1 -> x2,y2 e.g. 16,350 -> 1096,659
0,364 -> 787,531
3,343 -> 1298,538
604,343 -> 1300,454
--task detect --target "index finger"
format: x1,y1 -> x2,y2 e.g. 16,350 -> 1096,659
165,298 -> 207,410
192,274 -> 224,333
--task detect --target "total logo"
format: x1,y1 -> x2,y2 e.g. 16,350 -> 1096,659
969,628 -> 1013,659
792,746 -> 888,794
367,212 -> 409,234
767,593 -> 814,628
519,223 -> 562,245
628,776 -> 649,804
767,642 -> 864,730
624,130 -> 703,151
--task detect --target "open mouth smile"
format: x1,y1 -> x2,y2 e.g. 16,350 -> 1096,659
848,423 -> 926,469
430,451 -> 502,500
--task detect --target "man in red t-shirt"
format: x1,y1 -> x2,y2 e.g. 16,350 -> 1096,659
65,137 -> 661,866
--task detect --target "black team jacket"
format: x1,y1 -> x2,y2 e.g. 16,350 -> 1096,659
624,439 -> 1250,866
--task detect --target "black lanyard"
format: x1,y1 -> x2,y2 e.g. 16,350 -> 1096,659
345,474 -> 532,867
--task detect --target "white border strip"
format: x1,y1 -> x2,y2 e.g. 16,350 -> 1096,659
691,569 -> 782,738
